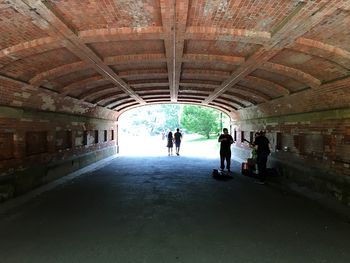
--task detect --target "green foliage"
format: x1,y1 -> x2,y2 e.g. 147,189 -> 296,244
120,104 -> 181,135
180,105 -> 228,139
119,104 -> 229,137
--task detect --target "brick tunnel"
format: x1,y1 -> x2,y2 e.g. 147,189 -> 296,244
0,1 -> 350,262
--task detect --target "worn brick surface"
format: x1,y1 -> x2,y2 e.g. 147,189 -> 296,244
0,0 -> 348,113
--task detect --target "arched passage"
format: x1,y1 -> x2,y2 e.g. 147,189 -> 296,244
0,0 -> 349,210
117,103 -> 232,157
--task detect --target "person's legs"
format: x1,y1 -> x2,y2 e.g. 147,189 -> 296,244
175,142 -> 180,155
226,151 -> 231,172
220,151 -> 225,170
257,153 -> 268,182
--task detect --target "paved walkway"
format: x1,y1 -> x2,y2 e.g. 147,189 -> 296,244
0,155 -> 350,263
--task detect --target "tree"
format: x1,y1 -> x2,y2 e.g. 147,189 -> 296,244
119,104 -> 181,135
180,105 -> 223,139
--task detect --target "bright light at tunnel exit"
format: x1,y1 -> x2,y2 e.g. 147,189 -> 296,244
118,104 -> 231,157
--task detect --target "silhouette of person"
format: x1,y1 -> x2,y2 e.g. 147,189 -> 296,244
174,128 -> 182,156
252,131 -> 271,184
218,128 -> 234,172
166,131 -> 174,156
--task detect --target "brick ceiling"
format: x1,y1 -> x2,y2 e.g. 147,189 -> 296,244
0,0 -> 350,115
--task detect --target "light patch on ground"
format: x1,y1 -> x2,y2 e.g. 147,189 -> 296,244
119,133 -> 220,158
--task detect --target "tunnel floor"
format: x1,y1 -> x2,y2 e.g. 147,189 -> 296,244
0,156 -> 350,263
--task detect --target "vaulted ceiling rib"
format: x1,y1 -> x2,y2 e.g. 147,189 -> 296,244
0,0 -> 349,116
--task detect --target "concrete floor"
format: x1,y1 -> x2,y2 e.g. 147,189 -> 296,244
0,156 -> 350,263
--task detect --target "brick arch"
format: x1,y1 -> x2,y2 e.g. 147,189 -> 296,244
180,80 -> 220,90
182,54 -> 245,65
212,100 -> 240,111
78,84 -> 118,101
109,98 -> 139,110
260,62 -> 322,89
105,54 -> 167,65
60,75 -> 106,96
231,85 -> 271,102
29,61 -> 89,86
0,37 -> 62,68
180,80 -> 270,104
297,38 -> 350,62
290,38 -> 350,71
129,80 -> 169,89
79,26 -> 165,43
92,92 -> 127,105
221,92 -> 257,106
244,75 -> 291,96
118,69 -> 168,81
207,102 -> 233,114
185,26 -> 271,45
213,98 -> 244,109
182,69 -> 231,81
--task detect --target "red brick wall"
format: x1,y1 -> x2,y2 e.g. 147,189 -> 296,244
0,78 -> 119,120
237,78 -> 350,120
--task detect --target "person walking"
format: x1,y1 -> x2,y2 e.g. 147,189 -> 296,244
218,128 -> 234,172
166,131 -> 174,156
174,128 -> 182,156
252,131 -> 271,184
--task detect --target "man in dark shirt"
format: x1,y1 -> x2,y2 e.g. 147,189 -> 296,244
174,128 -> 182,156
253,131 -> 271,184
218,128 -> 234,172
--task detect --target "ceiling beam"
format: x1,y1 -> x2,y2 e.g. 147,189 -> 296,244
11,0 -> 145,105
182,54 -> 245,65
79,26 -> 165,43
160,0 -> 175,102
260,62 -> 321,89
296,37 -> 350,60
173,0 -> 189,102
160,0 -> 189,102
185,26 -> 271,44
202,1 -> 348,104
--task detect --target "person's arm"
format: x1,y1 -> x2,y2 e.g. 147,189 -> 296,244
229,135 -> 234,144
218,135 -> 225,142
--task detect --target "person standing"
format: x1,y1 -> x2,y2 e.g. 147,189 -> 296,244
166,131 -> 174,156
218,128 -> 234,172
252,131 -> 271,184
174,128 -> 182,156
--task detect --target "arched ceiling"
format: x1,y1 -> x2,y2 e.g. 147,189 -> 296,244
0,0 -> 350,117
